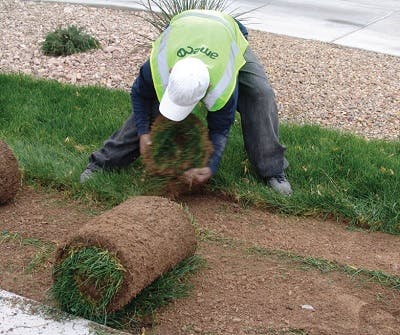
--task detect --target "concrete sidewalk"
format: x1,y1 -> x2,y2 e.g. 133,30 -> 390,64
37,0 -> 400,56
0,289 -> 130,335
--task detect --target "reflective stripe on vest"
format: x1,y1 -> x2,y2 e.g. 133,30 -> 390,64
156,25 -> 171,90
203,41 -> 239,109
150,10 -> 248,111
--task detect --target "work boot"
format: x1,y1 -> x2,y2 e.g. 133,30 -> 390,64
266,173 -> 292,196
80,164 -> 100,184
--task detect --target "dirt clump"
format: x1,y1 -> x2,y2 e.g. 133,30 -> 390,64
0,140 -> 21,204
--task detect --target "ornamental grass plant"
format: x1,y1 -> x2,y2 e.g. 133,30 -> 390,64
135,0 -> 259,32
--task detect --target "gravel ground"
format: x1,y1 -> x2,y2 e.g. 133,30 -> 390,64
1,0 -> 399,140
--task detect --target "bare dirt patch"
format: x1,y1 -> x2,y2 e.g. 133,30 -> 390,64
1,187 -> 399,334
0,187 -> 95,302
156,244 -> 400,335
183,194 -> 400,275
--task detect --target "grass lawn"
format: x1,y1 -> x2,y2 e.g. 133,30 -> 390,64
1,73 -> 399,234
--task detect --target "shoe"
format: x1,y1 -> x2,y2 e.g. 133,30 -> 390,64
266,173 -> 292,196
80,165 -> 100,183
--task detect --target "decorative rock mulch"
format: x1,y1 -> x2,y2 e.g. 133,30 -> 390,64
1,0 -> 399,140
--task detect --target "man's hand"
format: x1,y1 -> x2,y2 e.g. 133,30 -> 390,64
140,134 -> 152,156
182,167 -> 212,186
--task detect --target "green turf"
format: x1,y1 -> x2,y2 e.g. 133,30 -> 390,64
1,73 -> 399,233
52,247 -> 125,321
148,114 -> 210,176
51,244 -> 204,326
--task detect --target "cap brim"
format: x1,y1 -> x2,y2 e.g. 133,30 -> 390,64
159,88 -> 196,122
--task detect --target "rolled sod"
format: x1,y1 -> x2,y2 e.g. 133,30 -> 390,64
0,140 -> 21,204
142,114 -> 212,177
53,196 -> 197,319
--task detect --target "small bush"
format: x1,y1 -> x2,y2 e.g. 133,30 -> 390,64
41,25 -> 100,56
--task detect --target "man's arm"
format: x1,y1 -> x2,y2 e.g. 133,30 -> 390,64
181,84 -> 238,186
132,61 -> 238,182
206,83 -> 238,175
131,60 -> 157,155
131,60 -> 157,136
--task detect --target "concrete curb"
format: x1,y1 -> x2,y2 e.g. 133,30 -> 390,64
0,289 -> 131,335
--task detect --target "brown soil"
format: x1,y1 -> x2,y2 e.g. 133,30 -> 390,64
0,140 -> 21,204
55,196 -> 196,312
0,187 -> 399,335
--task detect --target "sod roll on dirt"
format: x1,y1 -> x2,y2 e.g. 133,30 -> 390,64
0,140 -> 21,204
53,196 -> 197,319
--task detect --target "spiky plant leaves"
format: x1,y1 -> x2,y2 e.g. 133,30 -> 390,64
52,247 -> 125,322
142,114 -> 212,177
135,0 -> 258,33
135,0 -> 229,32
41,25 -> 100,56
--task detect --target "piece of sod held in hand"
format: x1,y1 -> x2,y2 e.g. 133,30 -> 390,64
142,114 -> 212,177
52,196 -> 197,320
0,140 -> 21,204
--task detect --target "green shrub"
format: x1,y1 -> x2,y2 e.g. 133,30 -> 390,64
41,25 -> 100,56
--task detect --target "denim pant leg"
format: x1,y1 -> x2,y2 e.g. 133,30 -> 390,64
88,99 -> 160,170
238,47 -> 288,178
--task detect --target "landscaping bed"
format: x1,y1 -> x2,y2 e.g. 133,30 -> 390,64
1,1 -> 399,334
0,0 -> 399,140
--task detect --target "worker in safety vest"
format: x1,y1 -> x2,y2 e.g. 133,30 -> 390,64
80,9 -> 292,195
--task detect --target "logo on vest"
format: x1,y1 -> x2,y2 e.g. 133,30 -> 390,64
177,46 -> 219,60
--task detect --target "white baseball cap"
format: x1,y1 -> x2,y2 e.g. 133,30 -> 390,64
159,57 -> 210,122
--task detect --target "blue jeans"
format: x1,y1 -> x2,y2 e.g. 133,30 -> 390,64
87,47 -> 288,178
238,47 -> 288,177
87,99 -> 158,170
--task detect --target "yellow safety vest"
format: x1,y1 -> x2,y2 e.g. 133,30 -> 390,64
150,9 -> 248,111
